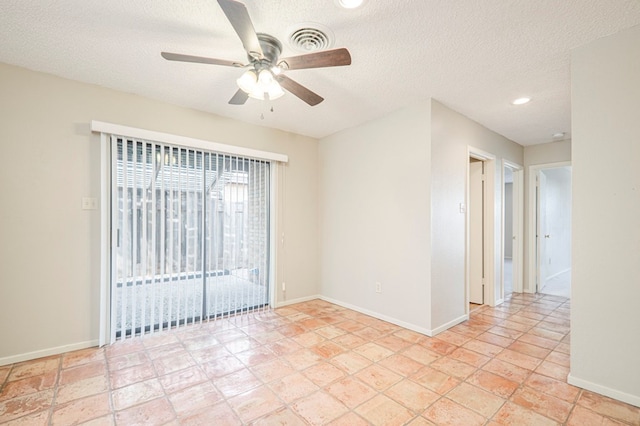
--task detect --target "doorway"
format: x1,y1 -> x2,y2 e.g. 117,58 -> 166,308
528,163 -> 572,297
469,158 -> 485,306
502,161 -> 524,300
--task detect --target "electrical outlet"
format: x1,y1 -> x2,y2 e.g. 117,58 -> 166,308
81,197 -> 97,210
375,282 -> 382,293
282,282 -> 286,292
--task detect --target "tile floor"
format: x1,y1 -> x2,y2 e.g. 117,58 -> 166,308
2,293 -> 640,425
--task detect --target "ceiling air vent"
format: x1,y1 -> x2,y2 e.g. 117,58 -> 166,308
288,24 -> 334,53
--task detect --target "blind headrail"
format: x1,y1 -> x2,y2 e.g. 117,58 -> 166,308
91,120 -> 288,163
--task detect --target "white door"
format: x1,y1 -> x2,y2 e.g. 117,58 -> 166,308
469,160 -> 484,304
537,170 -> 549,292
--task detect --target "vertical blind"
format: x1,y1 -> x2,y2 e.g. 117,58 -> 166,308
111,136 -> 270,341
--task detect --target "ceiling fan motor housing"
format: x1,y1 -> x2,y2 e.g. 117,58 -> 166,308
252,33 -> 282,67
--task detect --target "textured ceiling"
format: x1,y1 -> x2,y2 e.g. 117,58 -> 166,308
2,0 -> 640,145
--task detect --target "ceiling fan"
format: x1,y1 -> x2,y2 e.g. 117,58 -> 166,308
161,0 -> 352,106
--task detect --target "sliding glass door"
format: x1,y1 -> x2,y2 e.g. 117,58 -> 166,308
111,136 -> 270,340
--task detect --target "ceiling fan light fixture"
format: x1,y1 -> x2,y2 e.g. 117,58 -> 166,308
237,69 -> 258,94
244,69 -> 285,101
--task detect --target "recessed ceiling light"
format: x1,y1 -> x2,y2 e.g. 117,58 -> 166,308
338,0 -> 364,9
512,97 -> 531,105
552,132 -> 565,138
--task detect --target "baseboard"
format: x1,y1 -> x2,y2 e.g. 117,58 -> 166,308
431,314 -> 469,336
0,340 -> 99,367
568,373 -> 640,408
319,296 -> 434,337
545,268 -> 571,282
273,294 -> 321,308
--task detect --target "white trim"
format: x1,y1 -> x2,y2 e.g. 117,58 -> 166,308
0,340 -> 99,366
274,294 -> 321,308
320,296 -> 434,337
545,268 -> 571,282
98,133 -> 110,346
90,120 -> 289,163
430,314 -> 469,336
568,374 -> 640,408
502,160 -> 524,297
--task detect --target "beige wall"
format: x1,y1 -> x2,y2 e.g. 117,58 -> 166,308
0,63 -> 319,363
570,25 -> 640,406
430,100 -> 523,329
318,103 -> 433,332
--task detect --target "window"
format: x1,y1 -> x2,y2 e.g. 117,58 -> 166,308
111,136 -> 271,340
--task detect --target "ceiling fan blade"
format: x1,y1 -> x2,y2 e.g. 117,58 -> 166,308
278,48 -> 351,70
277,75 -> 324,106
161,52 -> 244,67
217,0 -> 263,59
229,89 -> 249,105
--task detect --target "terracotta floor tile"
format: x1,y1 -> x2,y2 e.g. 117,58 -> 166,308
325,376 -> 377,409
167,381 -> 223,417
492,401 -> 558,426
55,375 -> 109,405
496,348 -> 541,371
411,366 -> 460,395
525,372 -> 580,403
311,341 -> 347,359
386,379 -> 439,413
393,329 -> 425,344
106,350 -> 150,372
466,370 -> 519,399
8,358 -> 60,382
291,391 -> 349,425
354,326 -> 386,341
378,354 -> 425,377
567,405 -> 628,426
114,397 -> 175,425
178,401 -> 239,425
200,354 -> 244,379
511,386 -> 573,423
315,325 -> 347,340
0,408 -> 50,425
227,386 -> 283,423
334,319 -> 367,333
402,345 -> 440,366
105,339 -> 145,359
188,344 -> 231,364
249,358 -> 296,384
327,412 -> 371,426
353,342 -> 394,362
159,365 -> 207,394
141,331 -> 180,349
302,363 -> 346,387
0,389 -> 54,423
292,331 -> 326,348
235,346 -> 278,367
51,392 -> 111,426
447,382 -> 505,418
109,362 -> 156,389
252,406 -> 306,425
355,364 -> 402,391
355,394 -> 415,426
423,397 -> 486,426
448,347 -> 490,368
545,350 -> 570,367
376,335 -> 414,351
528,327 -> 566,341
330,352 -> 372,375
430,356 -> 477,380
111,378 -> 164,410
482,358 -> 532,383
153,350 -> 196,376
463,338 -> 507,356
61,347 -> 104,369
214,368 -> 261,398
268,372 -> 319,403
432,330 -> 471,347
418,338 -> 458,356
406,416 -> 437,426
264,338 -> 303,356
475,331 -> 514,348
332,333 -> 368,349
181,334 -> 220,351
507,341 -> 552,359
577,390 -> 640,424
284,349 -> 324,370
0,371 -> 58,401
487,326 -> 524,340
535,359 -> 569,381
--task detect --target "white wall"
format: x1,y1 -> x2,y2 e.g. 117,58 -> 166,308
522,140 -> 572,290
318,103 -> 432,332
0,63 -> 319,363
430,100 -> 523,328
570,25 -> 640,406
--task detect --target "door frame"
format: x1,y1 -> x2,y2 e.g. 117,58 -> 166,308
500,160 -> 524,301
466,147 -> 496,311
526,161 -> 571,293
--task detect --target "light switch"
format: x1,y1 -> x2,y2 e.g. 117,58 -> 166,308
82,197 -> 98,210
459,203 -> 466,213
